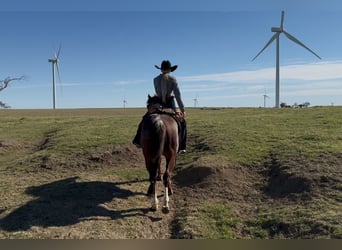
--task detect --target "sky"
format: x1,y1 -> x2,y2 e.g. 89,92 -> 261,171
1,0 -> 342,109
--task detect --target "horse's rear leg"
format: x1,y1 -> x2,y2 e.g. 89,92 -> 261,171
150,181 -> 159,211
156,166 -> 162,181
163,155 -> 176,195
147,157 -> 160,211
146,156 -> 160,195
162,155 -> 176,214
162,187 -> 170,214
162,173 -> 171,214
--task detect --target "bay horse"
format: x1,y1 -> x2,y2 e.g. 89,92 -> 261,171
141,95 -> 180,213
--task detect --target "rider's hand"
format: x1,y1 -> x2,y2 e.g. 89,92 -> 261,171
175,110 -> 184,119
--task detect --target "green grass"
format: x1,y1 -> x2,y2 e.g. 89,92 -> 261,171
107,169 -> 148,182
181,203 -> 239,239
178,107 -> 342,239
187,107 -> 342,165
1,106 -> 341,239
0,108 -> 144,168
2,107 -> 340,165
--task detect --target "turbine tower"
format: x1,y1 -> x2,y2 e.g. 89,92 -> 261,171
193,95 -> 199,108
263,93 -> 269,108
123,96 -> 127,109
48,46 -> 61,110
252,11 -> 321,108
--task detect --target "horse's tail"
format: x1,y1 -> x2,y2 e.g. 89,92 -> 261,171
151,117 -> 166,158
142,115 -> 166,182
142,114 -> 166,161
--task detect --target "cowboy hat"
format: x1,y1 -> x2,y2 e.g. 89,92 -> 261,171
155,60 -> 178,72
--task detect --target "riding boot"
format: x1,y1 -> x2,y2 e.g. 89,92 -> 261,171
178,120 -> 187,152
132,121 -> 143,147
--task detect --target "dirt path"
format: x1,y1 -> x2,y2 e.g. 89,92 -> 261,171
0,144 -> 182,239
1,143 -> 341,238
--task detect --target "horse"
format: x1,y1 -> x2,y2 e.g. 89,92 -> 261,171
140,95 -> 180,213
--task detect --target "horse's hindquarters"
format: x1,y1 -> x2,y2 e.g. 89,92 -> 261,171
141,113 -> 178,212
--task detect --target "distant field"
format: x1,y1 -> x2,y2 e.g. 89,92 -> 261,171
0,107 -> 341,238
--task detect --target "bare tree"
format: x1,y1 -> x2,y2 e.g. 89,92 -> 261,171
0,76 -> 26,108
0,101 -> 10,108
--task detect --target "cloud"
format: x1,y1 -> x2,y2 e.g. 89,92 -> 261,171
199,93 -> 263,101
60,79 -> 147,87
180,69 -> 272,83
181,61 -> 342,106
282,88 -> 342,97
179,61 -> 342,84
281,62 -> 342,81
182,83 -> 235,93
11,79 -> 148,89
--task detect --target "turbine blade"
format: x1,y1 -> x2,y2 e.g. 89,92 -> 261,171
252,33 -> 279,61
281,11 -> 285,30
56,62 -> 61,83
283,31 -> 321,59
56,44 -> 62,59
55,62 -> 63,95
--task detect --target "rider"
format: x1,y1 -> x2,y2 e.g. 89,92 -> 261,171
132,60 -> 187,153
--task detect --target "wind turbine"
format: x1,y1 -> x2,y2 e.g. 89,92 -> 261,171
252,11 -> 321,108
263,91 -> 270,108
123,96 -> 127,110
48,46 -> 61,110
193,95 -> 199,108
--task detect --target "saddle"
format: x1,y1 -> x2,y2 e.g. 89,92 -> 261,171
146,95 -> 184,131
152,107 -> 184,129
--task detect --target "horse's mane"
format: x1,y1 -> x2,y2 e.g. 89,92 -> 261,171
146,95 -> 183,125
147,94 -> 174,106
146,95 -> 161,107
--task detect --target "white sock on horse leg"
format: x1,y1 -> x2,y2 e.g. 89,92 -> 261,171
151,192 -> 159,210
163,187 -> 169,209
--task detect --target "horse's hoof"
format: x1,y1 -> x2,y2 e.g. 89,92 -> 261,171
162,206 -> 170,214
156,176 -> 162,181
150,206 -> 158,212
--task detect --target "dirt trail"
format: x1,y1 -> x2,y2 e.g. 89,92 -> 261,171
0,144 -> 181,238
1,142 -> 341,238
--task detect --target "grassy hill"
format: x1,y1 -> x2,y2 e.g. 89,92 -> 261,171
0,107 -> 341,238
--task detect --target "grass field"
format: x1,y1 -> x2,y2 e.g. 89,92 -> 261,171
0,107 -> 341,238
